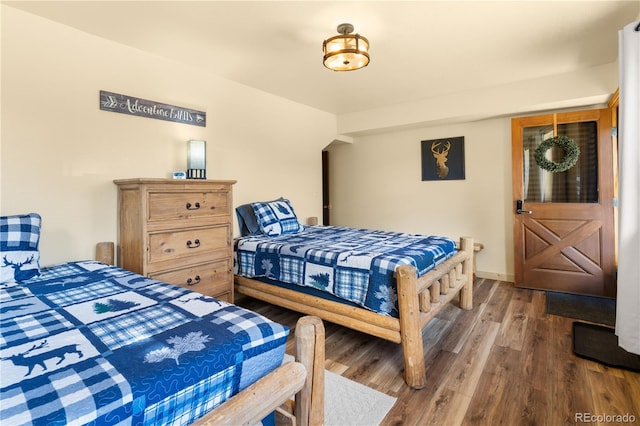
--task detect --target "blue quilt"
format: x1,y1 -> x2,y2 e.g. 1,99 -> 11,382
234,226 -> 457,318
0,261 -> 289,426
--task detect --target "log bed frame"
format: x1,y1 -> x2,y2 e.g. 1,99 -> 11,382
96,243 -> 325,426
234,236 -> 474,389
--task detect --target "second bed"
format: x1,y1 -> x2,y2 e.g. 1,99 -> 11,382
234,223 -> 474,389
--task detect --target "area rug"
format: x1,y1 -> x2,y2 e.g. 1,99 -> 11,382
282,355 -> 396,425
325,370 -> 396,426
545,291 -> 616,326
573,322 -> 640,372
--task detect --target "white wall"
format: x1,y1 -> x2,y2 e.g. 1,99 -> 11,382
337,63 -> 617,136
1,6 -> 336,265
327,118 -> 514,281
328,51 -> 618,283
1,5 -> 618,281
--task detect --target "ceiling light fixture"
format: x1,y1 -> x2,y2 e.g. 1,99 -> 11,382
322,23 -> 370,71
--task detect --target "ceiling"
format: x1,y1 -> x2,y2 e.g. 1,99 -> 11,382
5,1 -> 639,116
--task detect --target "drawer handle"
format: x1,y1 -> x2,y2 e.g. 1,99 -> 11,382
186,202 -> 201,210
186,239 -> 201,248
186,275 -> 201,286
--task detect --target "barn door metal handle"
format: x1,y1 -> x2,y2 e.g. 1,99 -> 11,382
516,199 -> 532,215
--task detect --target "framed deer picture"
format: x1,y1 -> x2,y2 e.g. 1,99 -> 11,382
421,136 -> 465,181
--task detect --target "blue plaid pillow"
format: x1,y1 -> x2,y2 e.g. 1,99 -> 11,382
251,199 -> 303,237
1,213 -> 42,283
236,197 -> 285,236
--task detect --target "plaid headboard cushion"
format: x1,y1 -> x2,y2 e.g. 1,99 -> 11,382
0,213 -> 42,283
252,199 -> 303,237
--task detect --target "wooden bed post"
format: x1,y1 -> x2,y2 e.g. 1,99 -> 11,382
96,242 -> 114,265
295,316 -> 325,426
459,237 -> 474,310
396,264 -> 426,389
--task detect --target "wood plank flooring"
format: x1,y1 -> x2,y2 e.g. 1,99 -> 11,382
236,278 -> 640,425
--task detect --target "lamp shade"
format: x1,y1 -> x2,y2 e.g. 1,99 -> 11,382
187,140 -> 206,179
323,24 -> 370,71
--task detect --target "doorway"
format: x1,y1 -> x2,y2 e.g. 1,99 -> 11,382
511,109 -> 616,297
322,150 -> 330,225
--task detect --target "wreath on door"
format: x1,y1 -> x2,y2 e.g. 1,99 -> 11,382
534,135 -> 580,173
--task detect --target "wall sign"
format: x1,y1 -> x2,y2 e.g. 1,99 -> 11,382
100,90 -> 206,127
421,136 -> 465,181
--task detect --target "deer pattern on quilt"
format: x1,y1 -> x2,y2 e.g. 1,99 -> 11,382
2,255 -> 39,282
1,340 -> 84,377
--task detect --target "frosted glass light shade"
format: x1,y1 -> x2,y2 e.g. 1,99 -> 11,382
187,140 -> 206,179
323,26 -> 370,71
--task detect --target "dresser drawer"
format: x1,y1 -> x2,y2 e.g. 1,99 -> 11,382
148,190 -> 230,221
150,259 -> 232,298
148,225 -> 229,265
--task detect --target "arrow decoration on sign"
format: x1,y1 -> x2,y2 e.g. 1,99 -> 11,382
99,90 -> 206,127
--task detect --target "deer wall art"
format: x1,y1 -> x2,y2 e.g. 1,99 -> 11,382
431,141 -> 451,179
420,136 -> 465,181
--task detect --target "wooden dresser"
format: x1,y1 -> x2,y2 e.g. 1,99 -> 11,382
114,178 -> 236,302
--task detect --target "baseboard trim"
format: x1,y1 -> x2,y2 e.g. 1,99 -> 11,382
476,271 -> 514,283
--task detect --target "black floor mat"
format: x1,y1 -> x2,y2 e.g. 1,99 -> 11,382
545,291 -> 615,326
573,322 -> 640,372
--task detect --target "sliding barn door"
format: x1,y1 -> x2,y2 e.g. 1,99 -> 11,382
512,109 -> 616,297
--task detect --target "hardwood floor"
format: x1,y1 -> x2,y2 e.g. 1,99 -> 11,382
237,278 -> 640,426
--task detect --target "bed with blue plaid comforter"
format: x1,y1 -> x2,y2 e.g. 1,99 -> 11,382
0,261 -> 289,426
234,226 -> 458,318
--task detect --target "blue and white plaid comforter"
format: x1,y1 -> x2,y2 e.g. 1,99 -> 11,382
234,226 -> 457,317
0,261 -> 289,426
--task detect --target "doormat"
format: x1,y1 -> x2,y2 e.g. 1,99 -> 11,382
545,291 -> 615,326
573,322 -> 640,372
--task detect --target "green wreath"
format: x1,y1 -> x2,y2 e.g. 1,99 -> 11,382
534,135 -> 580,173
